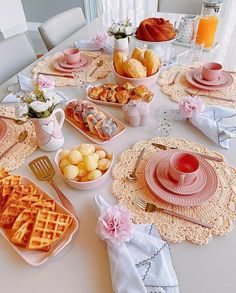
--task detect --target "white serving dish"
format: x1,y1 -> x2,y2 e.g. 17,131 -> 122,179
64,99 -> 126,144
55,144 -> 114,190
0,176 -> 78,266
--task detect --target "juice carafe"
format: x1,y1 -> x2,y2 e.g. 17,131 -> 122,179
196,1 -> 222,48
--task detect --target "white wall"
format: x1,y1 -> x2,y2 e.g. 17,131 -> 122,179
158,0 -> 202,14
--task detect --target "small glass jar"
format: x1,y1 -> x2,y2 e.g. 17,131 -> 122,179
196,1 -> 222,48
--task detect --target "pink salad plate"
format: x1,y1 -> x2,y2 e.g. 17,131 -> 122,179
59,55 -> 88,69
0,119 -> 7,143
186,68 -> 234,91
194,69 -> 226,86
156,157 -> 207,195
53,55 -> 93,73
145,149 -> 218,207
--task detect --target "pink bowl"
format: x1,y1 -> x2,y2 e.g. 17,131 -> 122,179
54,144 -> 113,190
112,64 -> 161,87
63,48 -> 81,64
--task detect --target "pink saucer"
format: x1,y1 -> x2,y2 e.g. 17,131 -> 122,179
186,68 -> 233,91
59,55 -> 88,69
53,55 -> 93,73
156,157 -> 207,195
144,149 -> 218,207
0,119 -> 7,143
194,69 -> 226,86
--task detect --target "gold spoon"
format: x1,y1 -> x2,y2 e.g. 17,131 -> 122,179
89,59 -> 103,77
0,115 -> 27,125
0,130 -> 28,160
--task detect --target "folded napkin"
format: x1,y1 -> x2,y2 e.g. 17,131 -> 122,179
179,96 -> 236,149
1,74 -> 68,104
94,195 -> 179,293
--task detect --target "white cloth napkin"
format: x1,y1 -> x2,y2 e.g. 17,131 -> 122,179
1,74 -> 68,104
94,195 -> 179,293
190,106 -> 236,149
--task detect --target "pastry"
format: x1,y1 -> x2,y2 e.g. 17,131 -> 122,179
142,49 -> 161,76
136,18 -> 176,42
123,82 -> 135,91
88,87 -> 104,100
95,118 -> 118,140
114,52 -> 127,76
99,89 -> 109,102
87,112 -> 106,134
131,47 -> 145,63
134,85 -> 154,102
116,90 -> 131,104
130,95 -> 142,101
103,83 -> 118,91
123,59 -> 147,78
107,90 -> 117,103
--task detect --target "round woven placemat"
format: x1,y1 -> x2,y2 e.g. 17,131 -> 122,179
32,51 -> 112,87
158,64 -> 236,108
112,137 -> 236,244
0,106 -> 38,171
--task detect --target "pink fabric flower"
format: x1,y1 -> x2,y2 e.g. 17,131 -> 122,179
96,204 -> 134,245
93,33 -> 108,48
35,75 -> 55,90
179,96 -> 204,118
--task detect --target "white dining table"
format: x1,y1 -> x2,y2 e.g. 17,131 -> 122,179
0,15 -> 236,293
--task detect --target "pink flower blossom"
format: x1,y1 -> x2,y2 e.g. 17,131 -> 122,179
96,204 -> 134,245
35,75 -> 55,90
93,33 -> 108,48
179,96 -> 204,119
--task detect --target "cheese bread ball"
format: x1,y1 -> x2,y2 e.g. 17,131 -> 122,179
77,162 -> 88,177
95,149 -> 106,159
60,150 -> 70,161
60,158 -> 70,170
78,144 -> 95,156
80,175 -> 89,182
97,158 -> 111,171
87,169 -> 102,181
90,153 -> 99,162
83,155 -> 98,171
68,150 -> 82,165
64,165 -> 79,179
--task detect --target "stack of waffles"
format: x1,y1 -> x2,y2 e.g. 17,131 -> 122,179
0,168 -> 73,251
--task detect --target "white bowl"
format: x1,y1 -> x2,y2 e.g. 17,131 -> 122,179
55,144 -> 113,190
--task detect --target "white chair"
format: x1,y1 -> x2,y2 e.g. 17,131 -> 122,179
0,33 -> 36,85
158,0 -> 202,14
38,7 -> 86,51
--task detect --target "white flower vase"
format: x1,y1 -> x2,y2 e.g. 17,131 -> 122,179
113,37 -> 129,60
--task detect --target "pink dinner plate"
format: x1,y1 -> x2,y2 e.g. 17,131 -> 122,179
53,55 -> 93,73
156,157 -> 207,195
58,55 -> 88,69
186,68 -> 234,91
145,149 -> 218,207
194,69 -> 226,86
0,119 -> 7,143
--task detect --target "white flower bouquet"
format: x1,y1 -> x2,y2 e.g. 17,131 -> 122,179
108,18 -> 134,39
16,75 -> 61,119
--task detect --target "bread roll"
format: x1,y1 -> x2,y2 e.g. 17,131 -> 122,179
142,49 -> 161,76
131,47 -> 145,63
114,52 -> 127,76
123,59 -> 147,78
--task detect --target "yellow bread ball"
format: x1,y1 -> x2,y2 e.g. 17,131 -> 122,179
95,149 -> 106,159
68,150 -> 83,165
97,158 -> 111,171
83,155 -> 98,171
60,158 -> 70,170
78,144 -> 95,156
87,169 -> 102,181
90,153 -> 99,162
80,175 -> 89,182
77,168 -> 88,177
63,165 -> 79,180
60,150 -> 70,161
106,153 -> 112,160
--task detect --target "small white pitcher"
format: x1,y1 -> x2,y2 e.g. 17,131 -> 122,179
178,15 -> 198,44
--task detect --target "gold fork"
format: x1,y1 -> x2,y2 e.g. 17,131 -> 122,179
132,197 -> 212,229
29,156 -> 78,219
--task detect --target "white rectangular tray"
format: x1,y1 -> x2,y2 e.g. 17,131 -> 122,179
0,176 -> 78,266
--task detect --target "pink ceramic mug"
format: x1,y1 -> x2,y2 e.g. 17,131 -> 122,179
168,152 -> 200,186
63,48 -> 81,64
202,62 -> 222,81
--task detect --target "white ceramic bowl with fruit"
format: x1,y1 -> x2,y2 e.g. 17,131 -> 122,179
55,143 -> 113,190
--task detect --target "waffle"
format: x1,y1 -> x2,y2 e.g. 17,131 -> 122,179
0,168 -> 9,180
2,184 -> 38,210
11,220 -> 34,246
0,176 -> 21,186
27,210 -> 73,250
0,193 -> 45,228
0,186 -> 13,211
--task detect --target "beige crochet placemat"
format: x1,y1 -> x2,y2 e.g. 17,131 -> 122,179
0,106 -> 38,171
158,64 -> 236,108
32,51 -> 112,87
112,137 -> 236,245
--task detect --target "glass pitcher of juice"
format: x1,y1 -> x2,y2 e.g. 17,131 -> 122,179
196,1 -> 222,48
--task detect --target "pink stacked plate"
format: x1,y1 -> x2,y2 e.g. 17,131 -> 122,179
53,54 -> 93,73
145,149 -> 218,207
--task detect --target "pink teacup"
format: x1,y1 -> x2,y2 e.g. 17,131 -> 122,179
168,152 -> 200,186
202,62 -> 222,81
63,48 -> 81,64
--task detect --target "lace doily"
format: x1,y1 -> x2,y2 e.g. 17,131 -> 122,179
158,65 -> 236,108
32,51 -> 112,87
112,137 -> 236,245
0,106 -> 38,171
